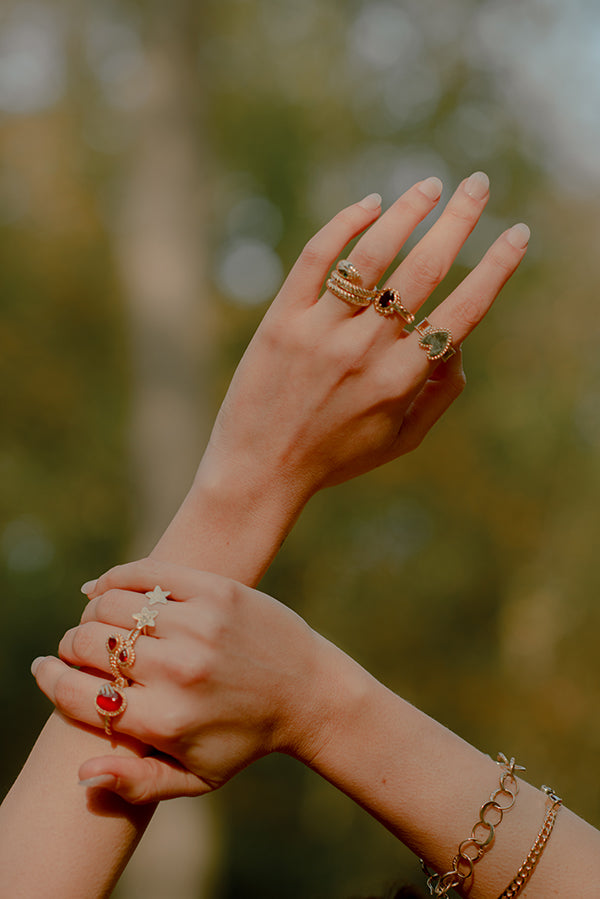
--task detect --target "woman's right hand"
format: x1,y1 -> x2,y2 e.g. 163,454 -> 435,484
32,559 -> 353,804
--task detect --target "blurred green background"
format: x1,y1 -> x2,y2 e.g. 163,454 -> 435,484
2,1 -> 600,896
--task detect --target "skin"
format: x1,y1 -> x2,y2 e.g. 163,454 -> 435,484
37,559 -> 600,898
1,173 -> 531,898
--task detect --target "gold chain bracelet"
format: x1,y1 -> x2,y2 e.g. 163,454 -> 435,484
496,785 -> 562,898
421,753 -> 524,897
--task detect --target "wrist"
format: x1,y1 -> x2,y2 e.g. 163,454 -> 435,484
152,453 -> 310,586
277,632 -> 377,769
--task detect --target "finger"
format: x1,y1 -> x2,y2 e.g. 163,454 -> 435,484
320,177 -> 443,318
78,755 -> 210,804
80,585 -> 175,630
386,172 -> 490,315
33,654 -> 149,738
429,222 -> 530,344
386,222 -> 529,382
391,350 -> 466,457
278,193 -> 383,305
58,622 -> 160,685
82,557 -> 229,603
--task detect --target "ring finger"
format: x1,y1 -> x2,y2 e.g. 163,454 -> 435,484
58,621 -> 159,686
383,171 -> 490,319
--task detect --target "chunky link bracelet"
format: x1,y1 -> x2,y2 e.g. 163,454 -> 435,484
496,785 -> 562,898
420,753 -> 524,898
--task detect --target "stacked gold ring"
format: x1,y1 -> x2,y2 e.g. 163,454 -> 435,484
326,259 -> 413,323
326,266 -> 376,307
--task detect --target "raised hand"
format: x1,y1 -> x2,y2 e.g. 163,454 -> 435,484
197,173 -> 528,508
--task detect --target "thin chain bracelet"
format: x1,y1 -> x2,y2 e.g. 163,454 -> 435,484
420,753 -> 524,897
496,785 -> 562,898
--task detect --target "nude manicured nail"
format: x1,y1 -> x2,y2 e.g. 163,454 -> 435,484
358,192 -> 382,210
81,579 -> 98,595
419,176 -> 443,200
79,774 -> 117,789
31,656 -> 45,676
464,171 -> 489,200
506,222 -> 530,249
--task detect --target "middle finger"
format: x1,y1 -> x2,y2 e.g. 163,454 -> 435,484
59,620 -> 159,686
383,171 -> 490,318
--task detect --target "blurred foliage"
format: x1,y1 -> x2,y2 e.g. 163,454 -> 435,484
2,0 -> 600,896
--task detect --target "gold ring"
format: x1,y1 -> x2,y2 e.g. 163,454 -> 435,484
373,288 -> 415,323
95,682 -> 127,735
326,259 -> 377,307
415,318 -> 455,362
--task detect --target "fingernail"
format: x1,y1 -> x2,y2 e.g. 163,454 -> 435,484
79,774 -> 116,789
358,192 -> 382,211
81,579 -> 98,595
506,222 -> 530,249
464,171 -> 489,200
418,176 -> 443,201
31,656 -> 45,676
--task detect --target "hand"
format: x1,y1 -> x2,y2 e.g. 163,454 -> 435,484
32,559 -> 341,804
196,172 -> 528,509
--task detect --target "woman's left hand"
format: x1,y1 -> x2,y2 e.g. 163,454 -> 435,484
32,559 -> 344,804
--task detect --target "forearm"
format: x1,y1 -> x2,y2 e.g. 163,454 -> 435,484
302,638 -> 600,898
0,714 -> 153,899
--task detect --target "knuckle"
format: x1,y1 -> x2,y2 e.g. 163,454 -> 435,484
350,246 -> 381,276
166,647 -> 213,688
53,671 -> 80,712
405,250 -> 445,292
445,202 -> 477,227
139,557 -> 164,583
487,245 -> 515,275
450,293 -> 481,330
299,236 -> 329,271
153,703 -> 193,741
70,625 -> 97,663
94,588 -> 122,622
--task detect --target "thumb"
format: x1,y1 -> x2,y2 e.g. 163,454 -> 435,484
78,754 -> 212,804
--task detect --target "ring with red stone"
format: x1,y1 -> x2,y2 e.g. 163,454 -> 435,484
106,630 -> 141,677
373,288 -> 414,323
95,682 -> 128,735
415,318 -> 456,362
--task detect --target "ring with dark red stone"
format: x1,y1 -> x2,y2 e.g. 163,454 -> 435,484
373,288 -> 414,323
106,630 -> 141,677
95,682 -> 127,735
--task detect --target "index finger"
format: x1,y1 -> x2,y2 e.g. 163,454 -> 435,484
82,558 -> 229,604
